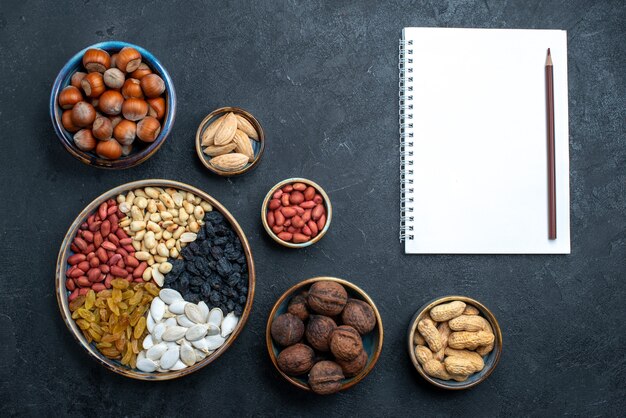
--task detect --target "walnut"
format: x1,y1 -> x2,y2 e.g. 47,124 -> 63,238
341,298 -> 376,335
308,361 -> 344,395
287,294 -> 309,321
277,343 -> 315,376
336,349 -> 367,377
305,315 -> 336,351
271,313 -> 304,347
307,281 -> 348,316
329,325 -> 363,361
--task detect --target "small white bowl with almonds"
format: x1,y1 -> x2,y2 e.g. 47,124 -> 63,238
407,296 -> 502,390
195,107 -> 265,176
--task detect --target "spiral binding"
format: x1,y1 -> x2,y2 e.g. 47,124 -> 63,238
399,39 -> 415,242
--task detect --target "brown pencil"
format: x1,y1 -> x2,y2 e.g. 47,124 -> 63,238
546,48 -> 556,240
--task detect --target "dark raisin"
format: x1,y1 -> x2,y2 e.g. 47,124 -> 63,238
216,257 -> 232,277
227,272 -> 241,287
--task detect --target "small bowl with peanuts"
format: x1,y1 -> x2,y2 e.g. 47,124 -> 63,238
407,296 -> 502,390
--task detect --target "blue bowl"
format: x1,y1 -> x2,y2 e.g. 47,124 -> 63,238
50,41 -> 176,169
266,277 -> 384,393
408,296 -> 503,390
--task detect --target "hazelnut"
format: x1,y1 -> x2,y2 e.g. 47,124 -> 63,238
341,298 -> 376,335
307,281 -> 348,316
277,343 -> 315,376
308,361 -> 344,395
336,349 -> 367,377
288,294 -> 309,321
271,313 -> 304,347
330,325 -> 363,362
305,315 -> 336,352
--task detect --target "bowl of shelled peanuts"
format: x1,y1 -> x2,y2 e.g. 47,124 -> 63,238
50,41 -> 176,169
407,296 -> 502,390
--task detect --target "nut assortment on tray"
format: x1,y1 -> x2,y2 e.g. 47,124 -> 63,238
54,41 -> 503,390
59,182 -> 252,377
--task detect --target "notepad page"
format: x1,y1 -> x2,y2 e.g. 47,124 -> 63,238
403,28 -> 570,254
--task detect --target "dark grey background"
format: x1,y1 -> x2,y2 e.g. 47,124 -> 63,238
1,0 -> 624,416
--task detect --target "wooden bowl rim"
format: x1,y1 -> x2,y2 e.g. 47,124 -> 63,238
55,179 -> 256,380
195,107 -> 265,177
49,41 -> 176,170
407,295 -> 503,390
266,276 -> 384,393
260,178 -> 332,248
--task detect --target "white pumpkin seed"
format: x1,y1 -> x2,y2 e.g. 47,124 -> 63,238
185,324 -> 208,341
165,317 -> 177,328
142,334 -> 154,350
147,313 -> 156,333
169,300 -> 188,314
163,307 -> 176,318
205,334 -> 226,350
146,342 -> 168,361
194,348 -> 207,362
159,289 -> 183,305
137,350 -> 146,363
137,357 -> 158,372
206,324 -> 220,336
197,301 -> 209,322
160,346 -> 180,370
191,338 -> 209,352
150,297 -> 165,322
180,341 -> 196,366
208,307 -> 224,327
162,326 -> 187,341
167,341 -> 178,349
153,323 -> 166,342
170,360 -> 187,370
221,312 -> 239,338
177,314 -> 195,328
184,304 -> 204,324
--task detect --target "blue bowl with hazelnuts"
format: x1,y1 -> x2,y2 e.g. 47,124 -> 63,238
266,277 -> 384,395
49,41 -> 176,169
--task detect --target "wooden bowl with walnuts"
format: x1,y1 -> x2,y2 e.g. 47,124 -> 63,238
266,277 -> 383,395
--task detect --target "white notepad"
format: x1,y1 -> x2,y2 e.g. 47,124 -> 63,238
399,28 -> 570,254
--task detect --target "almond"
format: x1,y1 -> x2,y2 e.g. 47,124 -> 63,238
210,153 -> 249,171
235,114 -> 258,140
232,129 -> 254,161
203,142 -> 237,156
213,112 -> 237,145
201,114 -> 226,146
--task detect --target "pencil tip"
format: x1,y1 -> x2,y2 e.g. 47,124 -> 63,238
546,48 -> 553,65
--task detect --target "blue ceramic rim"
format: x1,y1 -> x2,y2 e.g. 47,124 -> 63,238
49,41 -> 176,169
407,296 -> 503,390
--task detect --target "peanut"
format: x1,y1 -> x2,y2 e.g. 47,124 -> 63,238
476,320 -> 495,356
448,315 -> 490,332
444,348 -> 484,372
433,321 -> 451,361
423,359 -> 451,380
444,356 -> 478,376
414,345 -> 433,365
418,318 -> 443,352
463,305 -> 480,315
430,300 -> 466,322
448,330 -> 494,350
413,331 -> 426,346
